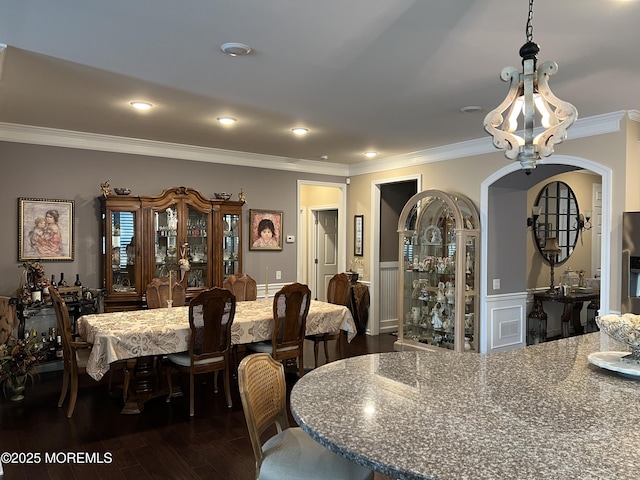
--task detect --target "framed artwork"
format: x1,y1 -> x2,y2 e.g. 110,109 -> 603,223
354,214 -> 364,256
18,198 -> 74,261
249,209 -> 283,251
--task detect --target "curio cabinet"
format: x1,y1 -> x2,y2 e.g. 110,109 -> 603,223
101,186 -> 244,311
395,190 -> 480,353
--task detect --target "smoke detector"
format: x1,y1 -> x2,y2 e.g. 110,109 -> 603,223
220,43 -> 252,56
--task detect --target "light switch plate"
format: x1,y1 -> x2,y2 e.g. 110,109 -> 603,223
286,235 -> 295,243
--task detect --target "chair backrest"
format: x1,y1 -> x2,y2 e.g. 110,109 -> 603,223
50,287 -> 75,367
222,274 -> 257,301
271,283 -> 311,362
327,273 -> 351,306
188,288 -> 236,363
0,296 -> 17,345
238,353 -> 290,473
146,276 -> 186,308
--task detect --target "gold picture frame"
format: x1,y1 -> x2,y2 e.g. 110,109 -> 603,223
18,197 -> 74,261
249,209 -> 283,251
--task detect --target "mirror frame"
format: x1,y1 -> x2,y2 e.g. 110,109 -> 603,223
532,181 -> 580,265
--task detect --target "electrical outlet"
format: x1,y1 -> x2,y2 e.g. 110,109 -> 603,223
493,278 -> 500,290
275,270 -> 281,280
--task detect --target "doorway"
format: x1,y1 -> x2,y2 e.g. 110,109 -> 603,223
480,156 -> 612,353
297,181 -> 347,300
370,174 -> 421,335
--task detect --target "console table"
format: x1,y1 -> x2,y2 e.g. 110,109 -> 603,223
529,291 -> 600,343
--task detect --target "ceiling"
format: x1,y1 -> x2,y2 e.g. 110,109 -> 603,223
0,0 -> 638,167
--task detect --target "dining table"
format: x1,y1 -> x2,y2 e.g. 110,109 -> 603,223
290,333 -> 640,480
77,298 -> 357,413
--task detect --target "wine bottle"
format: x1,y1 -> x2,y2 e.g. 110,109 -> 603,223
51,274 -> 57,288
74,274 -> 82,286
30,285 -> 42,303
55,335 -> 63,359
59,272 -> 67,286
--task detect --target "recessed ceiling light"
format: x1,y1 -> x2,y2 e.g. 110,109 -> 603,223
460,105 -> 483,113
291,127 -> 309,135
320,155 -> 329,161
130,101 -> 153,111
217,117 -> 237,125
364,151 -> 378,158
220,42 -> 252,56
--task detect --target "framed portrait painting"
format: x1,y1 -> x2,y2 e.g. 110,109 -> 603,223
354,215 -> 364,256
18,198 -> 74,261
249,209 -> 283,251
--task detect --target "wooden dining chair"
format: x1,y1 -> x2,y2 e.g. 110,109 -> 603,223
238,353 -> 373,480
223,273 -> 257,301
246,283 -> 311,377
0,295 -> 18,345
165,287 -> 236,416
50,287 -> 93,418
305,273 -> 350,367
145,276 -> 186,308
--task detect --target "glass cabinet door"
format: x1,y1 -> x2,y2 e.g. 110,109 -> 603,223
153,207 -> 178,278
110,210 -> 138,294
186,205 -> 209,288
222,212 -> 240,278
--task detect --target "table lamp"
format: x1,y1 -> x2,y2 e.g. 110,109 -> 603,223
542,237 -> 561,293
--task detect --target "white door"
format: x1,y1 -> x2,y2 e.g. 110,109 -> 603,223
315,209 -> 339,301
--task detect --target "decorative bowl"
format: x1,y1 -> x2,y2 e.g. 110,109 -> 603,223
114,188 -> 131,195
596,314 -> 640,361
214,192 -> 232,200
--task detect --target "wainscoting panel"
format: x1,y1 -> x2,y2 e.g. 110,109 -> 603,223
378,261 -> 398,333
485,292 -> 527,353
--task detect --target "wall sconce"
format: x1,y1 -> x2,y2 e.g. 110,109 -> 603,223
578,210 -> 593,231
527,205 -> 542,230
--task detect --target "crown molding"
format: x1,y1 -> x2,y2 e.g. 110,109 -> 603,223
0,110 -> 627,178
0,122 -> 350,177
349,111 -> 627,176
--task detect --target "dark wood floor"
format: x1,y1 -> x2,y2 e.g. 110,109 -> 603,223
0,333 -> 397,480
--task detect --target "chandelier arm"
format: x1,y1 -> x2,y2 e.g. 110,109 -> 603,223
483,66 -> 523,159
535,61 -> 578,157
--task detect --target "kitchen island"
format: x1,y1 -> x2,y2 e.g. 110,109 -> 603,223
291,333 -> 639,479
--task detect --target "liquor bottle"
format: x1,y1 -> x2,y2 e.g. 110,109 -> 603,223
59,273 -> 67,286
51,275 -> 57,288
30,285 -> 42,303
74,274 -> 82,286
55,335 -> 63,359
48,332 -> 56,360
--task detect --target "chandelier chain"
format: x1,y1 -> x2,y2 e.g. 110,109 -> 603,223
526,0 -> 534,43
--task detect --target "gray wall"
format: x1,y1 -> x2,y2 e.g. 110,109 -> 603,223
0,141 -> 342,296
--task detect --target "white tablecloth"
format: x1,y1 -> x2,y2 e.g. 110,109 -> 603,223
78,298 -> 357,380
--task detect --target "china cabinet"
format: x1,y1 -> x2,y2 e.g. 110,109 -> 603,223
101,186 -> 244,311
395,190 -> 480,353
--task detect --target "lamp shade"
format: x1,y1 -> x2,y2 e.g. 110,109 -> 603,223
542,237 -> 561,255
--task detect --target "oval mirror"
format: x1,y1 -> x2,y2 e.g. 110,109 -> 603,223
532,181 -> 580,265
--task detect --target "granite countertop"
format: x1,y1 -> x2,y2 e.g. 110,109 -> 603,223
290,333 -> 640,480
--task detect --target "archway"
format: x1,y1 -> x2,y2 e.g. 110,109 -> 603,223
479,156 -> 612,353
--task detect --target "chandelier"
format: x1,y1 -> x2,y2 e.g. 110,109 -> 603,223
483,0 -> 578,174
